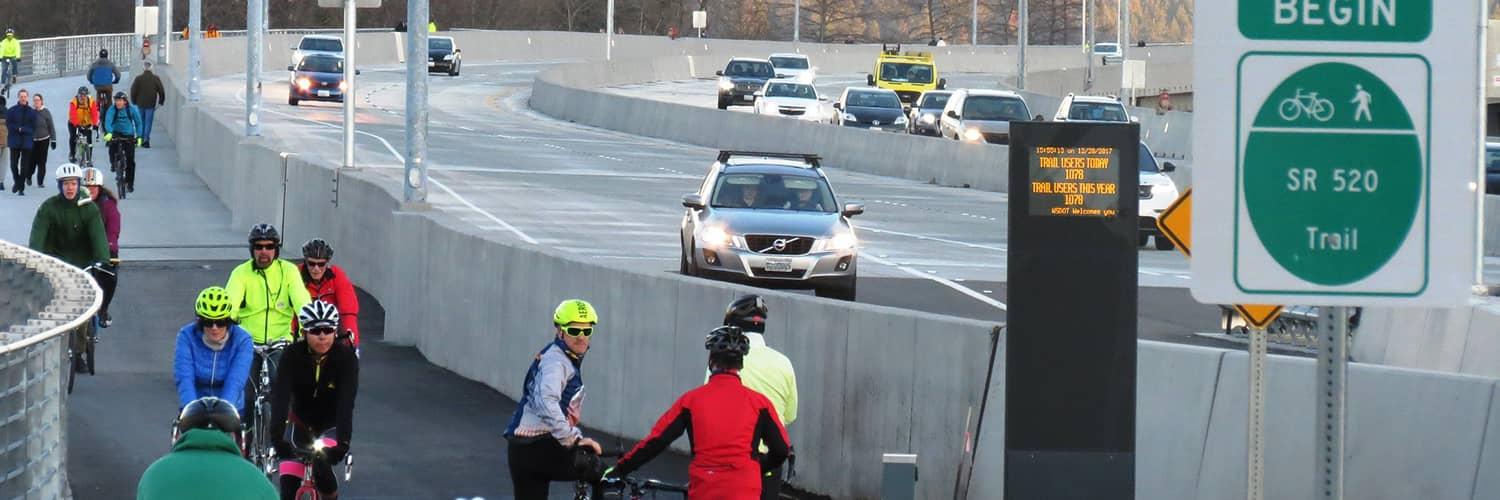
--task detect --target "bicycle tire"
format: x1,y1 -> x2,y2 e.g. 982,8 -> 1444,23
1312,98 -> 1335,122
1277,99 -> 1300,121
115,157 -> 128,200
66,348 -> 77,394
256,400 -> 274,478
85,320 -> 97,376
294,486 -> 319,500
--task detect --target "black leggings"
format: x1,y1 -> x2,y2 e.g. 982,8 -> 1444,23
279,426 -> 339,500
94,254 -> 118,313
30,138 -> 49,185
507,436 -> 587,500
108,136 -> 135,185
8,147 -> 28,187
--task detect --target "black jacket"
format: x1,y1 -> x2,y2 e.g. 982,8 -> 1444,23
270,340 -> 359,447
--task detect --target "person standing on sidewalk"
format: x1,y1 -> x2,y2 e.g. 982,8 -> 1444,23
5,88 -> 35,195
129,61 -> 165,148
29,93 -> 54,187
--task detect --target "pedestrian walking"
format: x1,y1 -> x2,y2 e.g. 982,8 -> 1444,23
28,93 -> 54,187
129,61 -> 165,148
0,96 -> 7,192
5,88 -> 35,195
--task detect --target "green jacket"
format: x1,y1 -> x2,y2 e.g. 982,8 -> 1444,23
29,194 -> 110,269
0,36 -> 19,59
226,259 -> 311,344
137,429 -> 278,500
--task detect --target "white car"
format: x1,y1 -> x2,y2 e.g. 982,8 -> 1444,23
753,80 -> 831,123
1094,42 -> 1123,65
291,35 -> 344,66
1137,141 -> 1181,250
1053,93 -> 1136,123
768,53 -> 818,83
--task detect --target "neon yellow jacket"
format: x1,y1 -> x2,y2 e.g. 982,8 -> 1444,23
226,259 -> 311,344
0,36 -> 20,59
706,332 -> 798,425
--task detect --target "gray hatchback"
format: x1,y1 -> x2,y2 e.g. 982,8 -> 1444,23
680,152 -> 864,300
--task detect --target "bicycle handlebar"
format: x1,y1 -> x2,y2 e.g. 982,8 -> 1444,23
254,341 -> 290,354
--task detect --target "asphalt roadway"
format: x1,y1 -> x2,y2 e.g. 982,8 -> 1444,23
65,260 -> 693,500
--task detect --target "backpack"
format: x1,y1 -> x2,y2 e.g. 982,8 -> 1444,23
89,64 -> 113,85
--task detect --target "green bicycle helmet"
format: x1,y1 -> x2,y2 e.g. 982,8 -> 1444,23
553,299 -> 599,326
195,286 -> 233,320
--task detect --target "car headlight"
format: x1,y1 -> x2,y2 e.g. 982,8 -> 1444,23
963,128 -> 983,142
825,232 -> 858,250
699,227 -> 732,248
296,78 -> 312,90
718,79 -> 734,91
442,54 -> 454,60
919,113 -> 936,125
337,80 -> 348,91
895,115 -> 909,125
842,112 -> 857,122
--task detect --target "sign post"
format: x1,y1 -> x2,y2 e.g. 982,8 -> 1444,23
318,0 -> 381,168
1194,2 -> 1481,498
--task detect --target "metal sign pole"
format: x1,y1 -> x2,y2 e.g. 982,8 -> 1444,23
404,0 -> 429,203
342,0 -> 356,168
606,0 -> 614,60
245,0 -> 263,136
1017,0 -> 1027,89
794,0 -> 800,43
188,0 -> 201,101
1248,327 -> 1267,500
1316,306 -> 1348,500
157,0 -> 170,64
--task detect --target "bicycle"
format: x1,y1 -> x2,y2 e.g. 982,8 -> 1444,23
1277,88 -> 1334,122
0,57 -> 16,99
573,449 -> 688,500
73,126 -> 96,169
66,263 -> 113,393
106,134 -> 133,199
284,435 -> 354,500
248,340 -> 290,478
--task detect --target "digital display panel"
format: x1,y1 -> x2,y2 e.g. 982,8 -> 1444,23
1027,145 -> 1121,217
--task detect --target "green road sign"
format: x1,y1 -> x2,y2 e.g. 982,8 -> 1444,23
1237,56 -> 1429,289
1238,0 -> 1431,42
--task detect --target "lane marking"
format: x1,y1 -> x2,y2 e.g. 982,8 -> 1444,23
864,253 -> 1007,311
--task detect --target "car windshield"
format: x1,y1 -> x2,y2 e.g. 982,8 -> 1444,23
297,56 -> 343,73
429,38 -> 453,50
1139,143 -> 1160,172
1094,43 -> 1120,54
765,82 -> 816,99
918,93 -> 951,109
1487,146 -> 1500,173
846,91 -> 901,109
726,61 -> 775,78
300,38 -> 342,52
879,62 -> 934,84
711,173 -> 837,213
770,57 -> 809,70
962,96 -> 1030,121
1068,101 -> 1129,122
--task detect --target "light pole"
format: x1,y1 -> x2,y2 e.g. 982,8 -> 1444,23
342,0 -> 356,168
606,0 -> 614,60
405,0 -> 429,202
246,0 -> 263,136
188,0 -> 200,101
1017,0 -> 1027,89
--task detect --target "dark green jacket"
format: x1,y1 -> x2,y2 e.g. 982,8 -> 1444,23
28,193 -> 110,269
136,429 -> 278,500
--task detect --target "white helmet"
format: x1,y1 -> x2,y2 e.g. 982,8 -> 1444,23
297,300 -> 340,331
54,163 -> 83,182
81,167 -> 105,187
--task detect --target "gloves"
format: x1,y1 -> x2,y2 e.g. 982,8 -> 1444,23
273,440 -> 295,458
601,466 -> 620,480
50,141 -> 55,150
323,443 -> 348,463
136,137 -> 142,147
103,133 -> 112,142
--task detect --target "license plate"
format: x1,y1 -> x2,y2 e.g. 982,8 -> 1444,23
741,95 -> 753,101
764,258 -> 793,273
317,90 -> 331,97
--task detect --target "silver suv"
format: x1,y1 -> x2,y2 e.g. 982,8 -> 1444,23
680,152 -> 864,300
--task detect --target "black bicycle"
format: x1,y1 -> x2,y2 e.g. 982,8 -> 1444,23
573,449 -> 688,500
106,135 -> 132,199
248,340 -> 289,478
73,126 -> 96,169
0,57 -> 15,99
67,263 -> 114,393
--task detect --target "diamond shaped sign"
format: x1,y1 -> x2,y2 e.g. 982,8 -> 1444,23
1156,189 -> 1283,329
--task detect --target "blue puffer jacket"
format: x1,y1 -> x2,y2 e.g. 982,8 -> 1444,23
102,103 -> 141,137
173,321 -> 254,411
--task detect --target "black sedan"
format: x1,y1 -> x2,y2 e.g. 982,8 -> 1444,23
286,54 -> 356,106
428,36 -> 461,76
834,88 -> 908,132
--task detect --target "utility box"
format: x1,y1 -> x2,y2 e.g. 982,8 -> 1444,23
881,453 -> 917,500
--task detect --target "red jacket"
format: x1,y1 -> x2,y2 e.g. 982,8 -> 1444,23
614,372 -> 790,499
299,263 -> 361,346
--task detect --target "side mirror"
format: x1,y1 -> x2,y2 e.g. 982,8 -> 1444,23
946,110 -> 959,119
841,203 -> 865,217
1033,114 -> 1046,121
937,78 -> 947,90
286,65 -> 295,71
811,66 -> 820,72
775,73 -> 787,79
866,74 -> 875,86
355,69 -> 362,75
753,90 -> 764,97
454,48 -> 462,53
818,95 -> 829,102
682,194 -> 706,210
715,70 -> 724,76
832,102 -> 842,111
1162,162 -> 1177,173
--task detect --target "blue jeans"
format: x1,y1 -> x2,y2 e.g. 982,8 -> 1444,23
139,106 -> 155,142
0,58 -> 15,83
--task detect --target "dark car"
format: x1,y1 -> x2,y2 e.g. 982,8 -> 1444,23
716,58 -> 777,110
286,54 -> 356,106
428,36 -> 461,76
907,90 -> 952,136
1487,141 -> 1500,194
834,88 -> 908,132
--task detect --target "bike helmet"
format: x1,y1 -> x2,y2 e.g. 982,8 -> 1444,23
177,396 -> 241,434
76,86 -> 88,96
113,91 -> 127,101
553,299 -> 599,326
81,167 -> 105,187
301,238 -> 334,260
298,300 -> 340,331
195,286 -> 233,320
99,48 -> 108,58
248,223 -> 281,245
723,295 -> 768,333
5,29 -> 14,36
54,163 -> 83,182
704,325 -> 750,357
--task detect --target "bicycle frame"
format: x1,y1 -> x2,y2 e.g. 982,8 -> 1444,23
286,436 -> 353,500
73,127 -> 95,168
250,341 -> 288,476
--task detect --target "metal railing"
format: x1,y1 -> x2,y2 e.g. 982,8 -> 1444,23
0,239 -> 102,499
8,33 -> 139,85
1219,305 -> 1360,353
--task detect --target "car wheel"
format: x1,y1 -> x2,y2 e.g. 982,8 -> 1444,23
1154,236 -> 1175,251
816,277 -> 857,301
682,241 -> 700,276
288,96 -> 299,106
717,96 -> 729,110
449,62 -> 460,76
1139,234 -> 1150,248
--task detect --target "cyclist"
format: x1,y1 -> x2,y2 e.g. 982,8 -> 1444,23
0,29 -> 18,89
298,239 -> 360,348
175,287 -> 254,415
101,91 -> 141,193
504,299 -> 605,499
227,223 -> 311,437
711,295 -> 798,499
80,167 -> 120,326
271,301 -> 359,500
137,396 -> 279,500
68,87 -> 99,165
605,325 -> 791,500
87,49 -> 120,105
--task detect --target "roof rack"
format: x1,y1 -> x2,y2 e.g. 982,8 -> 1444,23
881,43 -> 902,55
717,150 -> 822,168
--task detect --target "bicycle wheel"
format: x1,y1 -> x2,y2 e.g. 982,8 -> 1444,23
1277,99 -> 1300,121
255,400 -> 274,478
115,156 -> 128,200
66,348 -> 77,394
1312,98 -> 1335,122
85,320 -> 97,376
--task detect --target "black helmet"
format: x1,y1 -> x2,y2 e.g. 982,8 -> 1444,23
76,86 -> 89,96
302,238 -> 334,260
113,91 -> 127,101
248,223 -> 281,245
723,295 -> 768,333
99,48 -> 108,58
704,325 -> 750,357
177,396 -> 241,434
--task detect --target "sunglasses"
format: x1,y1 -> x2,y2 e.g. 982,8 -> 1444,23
305,260 -> 329,268
198,318 -> 232,329
252,244 -> 279,251
562,326 -> 594,338
305,327 -> 338,337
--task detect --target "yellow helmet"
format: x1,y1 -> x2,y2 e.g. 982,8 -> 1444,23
195,287 -> 233,320
552,299 -> 598,326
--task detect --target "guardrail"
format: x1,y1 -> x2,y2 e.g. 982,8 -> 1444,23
11,33 -> 139,84
0,239 -> 102,499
